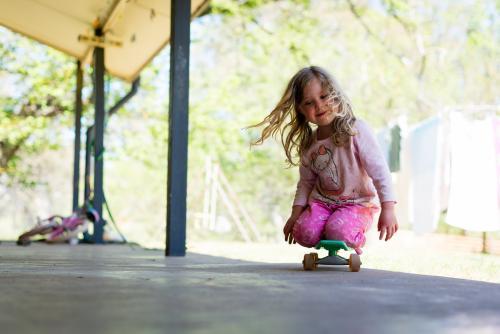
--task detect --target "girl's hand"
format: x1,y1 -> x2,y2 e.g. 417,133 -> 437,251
283,206 -> 305,244
378,202 -> 399,241
283,217 -> 297,244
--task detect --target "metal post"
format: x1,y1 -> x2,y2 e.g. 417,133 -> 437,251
166,0 -> 191,256
84,126 -> 93,204
93,28 -> 105,243
82,126 -> 93,243
72,60 -> 83,212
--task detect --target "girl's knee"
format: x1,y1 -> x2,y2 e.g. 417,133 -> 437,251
325,206 -> 373,237
292,221 -> 322,247
324,221 -> 367,249
292,202 -> 330,247
324,221 -> 348,241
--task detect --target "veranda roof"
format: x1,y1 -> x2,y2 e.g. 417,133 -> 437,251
0,0 -> 209,82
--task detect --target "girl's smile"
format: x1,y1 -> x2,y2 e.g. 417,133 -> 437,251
316,110 -> 331,119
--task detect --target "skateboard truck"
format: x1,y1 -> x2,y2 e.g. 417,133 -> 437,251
302,240 -> 361,272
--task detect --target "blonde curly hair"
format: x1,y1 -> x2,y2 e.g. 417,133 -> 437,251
251,66 -> 356,166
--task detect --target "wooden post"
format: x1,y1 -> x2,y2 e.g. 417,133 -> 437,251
202,157 -> 212,229
216,181 -> 251,243
482,232 -> 488,254
209,163 -> 218,230
218,168 -> 262,241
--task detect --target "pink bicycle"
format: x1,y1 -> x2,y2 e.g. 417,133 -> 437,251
17,207 -> 99,246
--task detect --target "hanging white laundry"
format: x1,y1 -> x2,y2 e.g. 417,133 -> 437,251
376,127 -> 391,166
394,131 -> 411,228
408,116 -> 443,233
446,113 -> 500,231
439,116 -> 452,212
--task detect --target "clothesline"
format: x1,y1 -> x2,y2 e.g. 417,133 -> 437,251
376,107 -> 500,234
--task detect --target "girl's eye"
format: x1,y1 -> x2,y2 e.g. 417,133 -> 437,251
320,95 -> 327,99
304,101 -> 312,106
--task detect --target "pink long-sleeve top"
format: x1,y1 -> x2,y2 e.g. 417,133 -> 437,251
293,119 -> 396,207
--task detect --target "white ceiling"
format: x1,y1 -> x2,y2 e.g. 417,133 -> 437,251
0,0 -> 210,81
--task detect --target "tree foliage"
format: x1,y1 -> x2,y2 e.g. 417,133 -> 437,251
183,0 -> 498,234
0,0 -> 498,241
0,30 -> 86,184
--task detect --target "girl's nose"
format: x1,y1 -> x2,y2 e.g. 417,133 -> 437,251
316,100 -> 325,110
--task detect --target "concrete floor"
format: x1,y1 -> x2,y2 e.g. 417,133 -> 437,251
0,242 -> 499,334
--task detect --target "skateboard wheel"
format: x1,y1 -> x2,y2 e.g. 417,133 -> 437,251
303,254 -> 316,271
349,254 -> 361,272
310,252 -> 319,262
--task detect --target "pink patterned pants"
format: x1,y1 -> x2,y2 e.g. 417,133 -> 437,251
292,200 -> 379,254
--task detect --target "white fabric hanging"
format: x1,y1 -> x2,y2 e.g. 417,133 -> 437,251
376,127 -> 391,166
408,116 -> 443,233
394,132 -> 411,227
446,113 -> 500,231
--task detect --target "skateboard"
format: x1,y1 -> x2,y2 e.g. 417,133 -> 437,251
302,240 -> 361,272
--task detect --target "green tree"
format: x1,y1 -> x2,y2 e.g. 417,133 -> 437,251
0,29 -> 82,184
1,0 -> 498,243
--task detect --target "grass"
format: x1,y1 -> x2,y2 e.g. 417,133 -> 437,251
188,229 -> 500,284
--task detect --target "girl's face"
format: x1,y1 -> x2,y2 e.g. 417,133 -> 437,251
298,78 -> 338,127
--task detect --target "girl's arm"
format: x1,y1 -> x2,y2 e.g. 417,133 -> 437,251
353,120 -> 396,203
354,119 -> 398,241
293,162 -> 317,207
284,162 -> 317,244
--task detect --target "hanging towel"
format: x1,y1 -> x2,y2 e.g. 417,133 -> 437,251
446,113 -> 500,231
439,117 -> 452,212
408,116 -> 442,233
376,127 -> 391,166
394,132 -> 411,227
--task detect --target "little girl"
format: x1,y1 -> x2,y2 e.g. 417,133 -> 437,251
252,66 -> 398,254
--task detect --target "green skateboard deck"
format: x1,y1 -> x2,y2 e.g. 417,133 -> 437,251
315,240 -> 349,255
